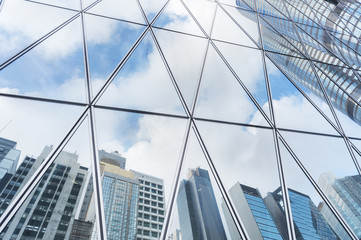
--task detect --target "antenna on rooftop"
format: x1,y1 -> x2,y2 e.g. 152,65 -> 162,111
0,120 -> 12,135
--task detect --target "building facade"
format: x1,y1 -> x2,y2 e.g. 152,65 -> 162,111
265,187 -> 338,240
0,137 -> 20,184
0,146 -> 89,240
318,172 -> 361,238
132,170 -> 165,240
176,167 -> 227,240
0,0 -> 361,239
224,183 -> 282,240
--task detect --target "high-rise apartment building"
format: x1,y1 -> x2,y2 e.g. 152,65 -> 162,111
0,0 -> 361,239
176,167 -> 227,240
318,172 -> 361,238
0,146 -> 89,240
0,137 -> 20,184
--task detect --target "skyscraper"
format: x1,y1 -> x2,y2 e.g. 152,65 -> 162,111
0,0 -> 360,239
100,161 -> 140,240
238,0 -> 361,125
318,172 -> 361,238
265,187 -> 339,240
223,183 -> 282,240
176,167 -> 227,240
0,146 -> 89,239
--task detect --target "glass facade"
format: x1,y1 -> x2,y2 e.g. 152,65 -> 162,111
0,0 -> 361,239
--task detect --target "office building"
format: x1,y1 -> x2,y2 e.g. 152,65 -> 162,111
100,161 -> 140,240
132,170 -> 165,240
223,183 -> 282,240
265,187 -> 338,240
78,150 -> 165,240
0,0 -> 361,239
0,137 -> 20,184
176,167 -> 227,240
318,172 -> 361,238
0,146 -> 89,239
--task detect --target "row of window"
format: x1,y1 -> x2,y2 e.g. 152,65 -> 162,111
138,213 -> 164,222
140,186 -> 163,195
139,180 -> 163,190
138,205 -> 164,215
139,192 -> 163,201
137,229 -> 159,238
139,198 -> 164,208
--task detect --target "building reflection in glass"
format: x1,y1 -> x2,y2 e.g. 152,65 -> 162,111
0,146 -> 89,239
237,0 -> 361,125
318,172 -> 361,238
176,167 -> 227,240
222,182 -> 346,240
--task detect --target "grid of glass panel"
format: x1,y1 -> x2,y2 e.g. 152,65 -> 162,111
0,0 -> 360,239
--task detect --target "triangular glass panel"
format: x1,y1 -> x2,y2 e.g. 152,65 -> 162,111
265,54 -> 340,129
0,17 -> 87,103
279,138 -> 355,240
86,0 -> 146,25
153,0 -> 204,37
30,0 -> 81,10
265,56 -> 338,134
313,61 -> 361,137
182,0 -> 217,36
84,13 -> 146,98
0,114 -> 99,240
153,28 -> 208,111
138,0 -> 167,23
93,108 -> 188,239
222,6 -> 260,47
214,41 -> 270,119
211,7 -> 257,48
96,32 -> 186,116
195,44 -> 270,126
279,130 -> 358,185
0,96 -> 86,168
166,131 -> 233,240
0,0 -> 77,65
194,119 -> 287,239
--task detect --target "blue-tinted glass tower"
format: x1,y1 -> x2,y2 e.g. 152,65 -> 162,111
100,161 -> 139,240
318,172 -> 361,238
265,187 -> 338,240
176,167 -> 227,240
223,183 -> 282,240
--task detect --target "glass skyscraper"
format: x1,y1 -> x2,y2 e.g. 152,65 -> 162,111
176,167 -> 226,240
318,172 -> 361,238
0,0 -> 361,239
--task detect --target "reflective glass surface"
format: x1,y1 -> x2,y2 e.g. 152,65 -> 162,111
0,0 -> 360,239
